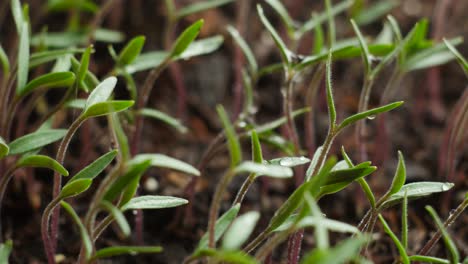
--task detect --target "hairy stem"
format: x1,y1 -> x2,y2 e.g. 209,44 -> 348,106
41,196 -> 62,264
232,173 -> 256,206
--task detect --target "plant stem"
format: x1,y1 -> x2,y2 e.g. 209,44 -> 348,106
0,166 -> 17,240
355,77 -> 374,161
49,115 -> 86,252
255,225 -> 296,261
232,173 -> 256,206
207,169 -> 235,248
41,196 -> 62,264
242,229 -> 270,254
418,198 -> 468,256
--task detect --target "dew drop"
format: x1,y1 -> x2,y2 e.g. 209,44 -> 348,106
132,210 -> 138,215
367,115 -> 376,120
279,158 -> 294,166
238,121 -> 247,128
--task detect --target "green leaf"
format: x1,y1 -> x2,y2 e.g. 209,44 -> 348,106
124,51 -> 167,74
223,211 -> 260,250
0,240 -> 13,263
129,154 -> 200,176
265,0 -> 296,34
402,190 -> 408,249
139,108 -> 188,133
60,201 -> 93,260
82,100 -> 134,118
69,150 -> 117,182
47,0 -> 98,13
300,236 -> 367,264
235,161 -> 293,178
403,37 -> 463,72
70,56 -> 99,92
179,35 -> 224,60
255,108 -> 310,133
77,46 -> 92,85
110,114 -> 130,161
197,204 -> 241,250
100,200 -> 130,237
17,21 -> 30,95
84,76 -> 117,109
11,0 -> 24,33
227,26 -> 258,74
0,44 -> 10,75
59,178 -> 92,199
257,5 -> 291,65
250,130 -> 263,163
378,214 -> 410,264
318,166 -> 376,197
16,155 -> 69,176
91,246 -> 162,260
337,101 -> 404,131
306,146 -> 324,181
216,105 -> 242,167
426,206 -> 459,264
193,249 -> 258,264
387,151 -> 406,196
325,0 -> 336,46
380,182 -> 454,208
29,48 -> 85,68
268,156 -> 310,167
18,71 -> 76,97
350,19 -> 371,74
299,0 -> 353,36
176,0 -> 233,18
121,195 -> 188,211
170,19 -> 204,58
0,136 -> 9,159
325,51 -> 337,126
117,36 -> 145,66
274,215 -> 359,234
444,38 -> 468,76
8,129 -> 67,155
408,255 -> 451,264
353,0 -> 399,26
104,160 -> 151,202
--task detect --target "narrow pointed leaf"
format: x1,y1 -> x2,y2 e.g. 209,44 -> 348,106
268,156 -> 310,167
16,155 -> 69,176
235,161 -> 293,178
257,5 -> 291,65
325,51 -> 337,126
77,46 -> 92,85
176,0 -> 233,18
426,206 -> 459,263
18,71 -> 76,97
306,146 -> 324,181
11,0 -> 24,33
408,255 -> 451,264
60,201 -> 92,260
338,101 -> 404,130
353,0 -> 399,26
387,151 -> 406,196
197,204 -> 241,250
70,150 -> 117,182
121,195 -> 188,211
193,249 -> 257,264
82,100 -> 134,118
8,129 -> 67,155
250,130 -> 263,163
318,166 -> 376,197
444,38 -> 468,76
380,182 -> 454,208
125,51 -> 167,74
117,36 -> 145,66
59,179 -> 92,199
323,163 -> 376,185
17,21 -> 30,94
179,35 -> 224,60
100,200 -> 130,237
227,26 -> 257,74
170,19 -> 204,58
265,0 -> 296,33
223,211 -> 260,250
139,108 -> 188,133
255,108 -> 310,133
217,105 -> 242,167
378,214 -> 410,264
350,19 -> 371,74
0,137 -> 9,158
104,160 -> 151,202
84,76 -> 117,109
91,246 -> 162,260
29,48 -> 85,68
300,236 -> 367,264
274,215 -> 359,234
299,0 -> 353,35
70,56 -> 99,92
130,154 -> 200,176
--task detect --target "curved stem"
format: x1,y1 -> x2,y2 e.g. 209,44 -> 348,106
355,77 -> 375,162
50,115 -> 86,252
41,196 -> 62,264
207,169 -> 235,248
0,166 -> 17,240
255,230 -> 291,262
242,229 -> 270,254
232,173 -> 256,206
418,198 -> 468,256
